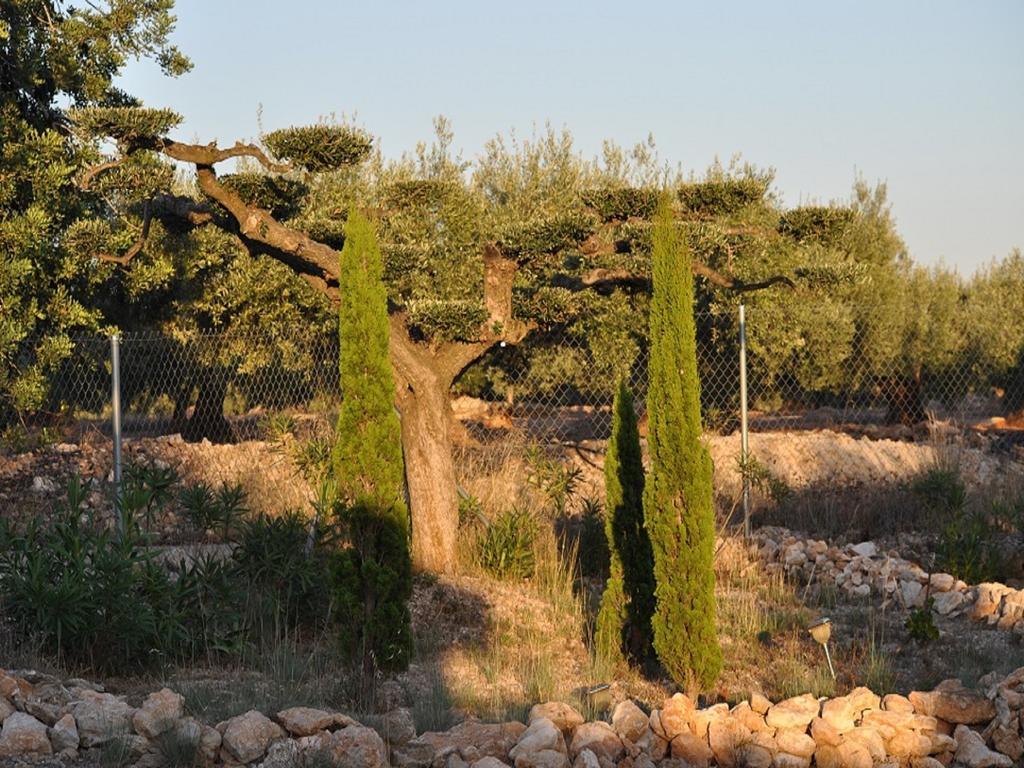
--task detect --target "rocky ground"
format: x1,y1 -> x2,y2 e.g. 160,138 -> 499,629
2,665 -> 1024,768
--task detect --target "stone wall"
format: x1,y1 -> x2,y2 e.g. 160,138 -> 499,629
753,528 -> 1024,637
2,666 -> 1023,768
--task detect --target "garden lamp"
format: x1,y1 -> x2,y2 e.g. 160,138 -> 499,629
808,617 -> 836,679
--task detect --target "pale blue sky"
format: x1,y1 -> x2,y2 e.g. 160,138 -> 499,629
118,0 -> 1023,274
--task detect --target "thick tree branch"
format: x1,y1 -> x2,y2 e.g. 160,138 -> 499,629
79,158 -> 126,190
160,139 -> 292,173
95,199 -> 152,265
579,263 -> 795,293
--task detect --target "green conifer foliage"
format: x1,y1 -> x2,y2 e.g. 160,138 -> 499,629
645,196 -> 722,690
595,380 -> 654,664
330,208 -> 412,679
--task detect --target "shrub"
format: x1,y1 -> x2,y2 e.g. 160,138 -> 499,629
330,208 -> 413,683
595,381 -> 654,664
0,478 -> 181,667
478,507 -> 538,579
911,465 -> 1006,582
645,196 -> 722,690
906,598 -> 940,643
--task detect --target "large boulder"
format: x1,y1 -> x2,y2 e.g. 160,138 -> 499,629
132,688 -> 185,739
611,701 -> 648,744
656,694 -> 695,740
0,712 -> 52,757
313,726 -> 388,768
669,732 -> 713,767
511,717 -> 566,761
765,694 -> 820,730
275,706 -> 346,737
909,687 -> 996,725
221,710 -> 286,764
528,703 -> 584,736
953,724 -> 1014,768
380,708 -> 416,747
68,690 -> 135,747
569,722 -> 622,764
707,717 -> 752,767
49,713 -> 79,753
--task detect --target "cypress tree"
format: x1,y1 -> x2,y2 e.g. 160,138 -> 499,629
595,380 -> 655,664
331,208 -> 413,685
645,196 -> 722,690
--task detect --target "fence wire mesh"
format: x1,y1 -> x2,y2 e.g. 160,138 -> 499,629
3,308 -> 1023,448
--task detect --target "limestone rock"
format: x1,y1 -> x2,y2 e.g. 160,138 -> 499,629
0,712 -> 52,757
68,690 -> 135,747
633,728 -> 668,760
513,748 -> 569,768
990,723 -> 1024,762
611,701 -> 648,744
529,703 -> 584,736
842,726 -> 887,762
882,694 -> 915,713
669,732 -> 712,767
820,696 -> 857,732
568,722 -> 622,763
259,738 -> 301,768
774,727 -> 815,759
657,694 -> 695,740
953,724 -> 1013,768
417,721 -> 526,763
221,710 -> 286,764
730,702 -> 769,733
771,752 -> 811,768
707,716 -> 752,766
765,694 -> 820,729
750,693 -> 772,715
380,709 -> 416,746
471,758 -> 512,768
49,714 -> 79,753
809,717 -> 841,747
511,718 -> 566,761
314,725 -> 388,768
275,706 -> 340,737
570,747 -> 600,768
132,687 -> 185,739
909,688 -> 996,724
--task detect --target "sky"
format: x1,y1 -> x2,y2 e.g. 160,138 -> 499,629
117,0 -> 1024,275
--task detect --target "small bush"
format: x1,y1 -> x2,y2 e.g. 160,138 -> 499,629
479,507 -> 538,579
911,465 -> 1007,582
906,598 -> 940,643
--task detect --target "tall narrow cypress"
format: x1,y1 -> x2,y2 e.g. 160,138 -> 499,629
595,380 -> 655,664
331,208 -> 413,684
645,195 -> 722,690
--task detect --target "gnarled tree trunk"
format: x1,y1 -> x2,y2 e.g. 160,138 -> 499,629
396,371 -> 461,574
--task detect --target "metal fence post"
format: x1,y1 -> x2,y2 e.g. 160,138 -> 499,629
111,333 -> 124,537
739,304 -> 751,537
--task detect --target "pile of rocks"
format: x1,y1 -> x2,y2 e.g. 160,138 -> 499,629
752,527 -> 1024,636
4,666 -> 1024,768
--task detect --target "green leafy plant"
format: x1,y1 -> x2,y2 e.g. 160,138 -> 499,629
478,507 -> 538,579
906,598 -> 940,643
526,447 -> 583,517
0,478 -> 181,667
737,455 -> 792,505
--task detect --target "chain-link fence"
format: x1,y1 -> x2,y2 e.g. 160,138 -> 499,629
4,308 -> 1023,448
